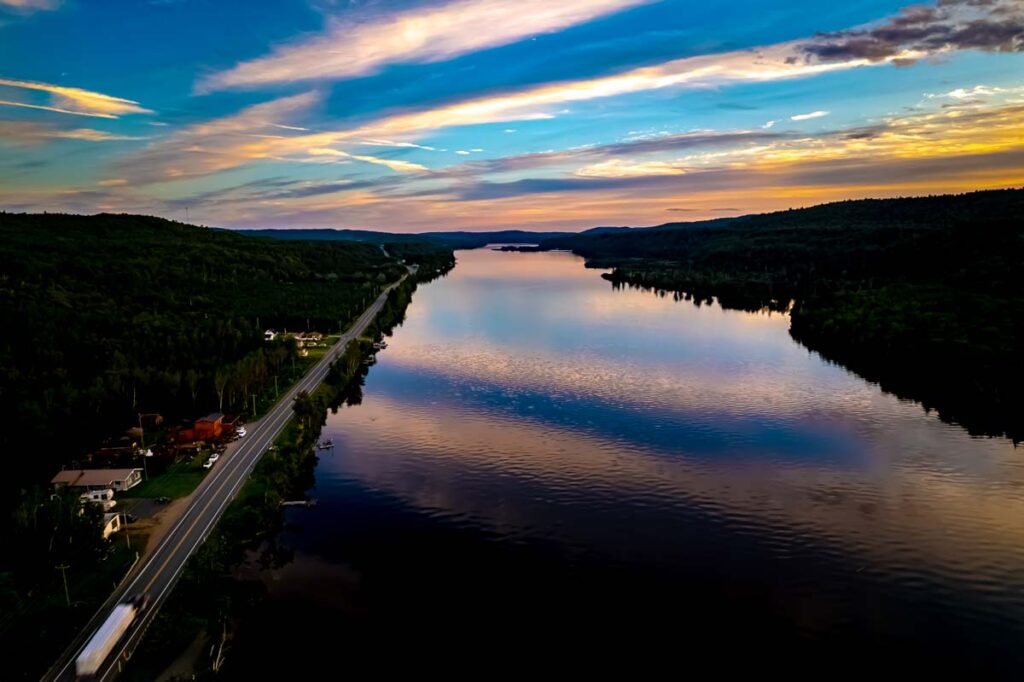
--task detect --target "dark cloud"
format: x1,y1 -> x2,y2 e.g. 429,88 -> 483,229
800,0 -> 1024,63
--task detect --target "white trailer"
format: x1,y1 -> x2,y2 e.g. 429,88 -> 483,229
75,594 -> 147,679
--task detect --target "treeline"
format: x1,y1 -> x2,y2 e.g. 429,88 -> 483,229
542,189 -> 1024,441
383,240 -> 456,280
235,227 -> 572,250
0,212 -> 411,499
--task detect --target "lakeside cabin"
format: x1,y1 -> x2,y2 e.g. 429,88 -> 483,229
51,468 -> 143,492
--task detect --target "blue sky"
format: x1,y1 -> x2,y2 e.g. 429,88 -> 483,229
0,0 -> 1022,231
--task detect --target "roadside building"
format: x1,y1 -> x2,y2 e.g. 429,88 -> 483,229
221,415 -> 242,434
194,413 -> 224,439
101,512 -> 122,540
51,468 -> 143,492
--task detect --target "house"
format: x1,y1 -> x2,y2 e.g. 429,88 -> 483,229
52,468 -> 143,492
293,332 -> 323,343
194,412 -> 224,439
102,513 -> 122,540
264,329 -> 277,341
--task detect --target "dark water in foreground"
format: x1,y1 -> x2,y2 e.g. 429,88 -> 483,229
230,249 -> 1023,676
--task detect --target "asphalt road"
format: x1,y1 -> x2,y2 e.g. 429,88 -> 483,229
46,275 -> 406,681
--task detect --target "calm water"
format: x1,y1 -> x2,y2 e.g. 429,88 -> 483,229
231,249 -> 1024,676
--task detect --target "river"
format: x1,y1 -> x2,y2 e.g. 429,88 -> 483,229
228,248 -> 1024,676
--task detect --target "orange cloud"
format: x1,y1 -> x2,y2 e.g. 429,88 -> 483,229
0,77 -> 152,118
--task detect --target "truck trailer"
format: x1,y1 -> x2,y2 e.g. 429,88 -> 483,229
75,593 -> 148,679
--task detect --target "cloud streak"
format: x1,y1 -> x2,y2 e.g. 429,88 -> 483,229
0,77 -> 153,118
200,0 -> 651,91
0,0 -> 59,12
0,119 -> 147,143
791,110 -> 829,121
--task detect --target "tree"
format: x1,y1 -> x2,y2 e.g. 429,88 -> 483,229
186,368 -> 200,408
214,368 -> 229,413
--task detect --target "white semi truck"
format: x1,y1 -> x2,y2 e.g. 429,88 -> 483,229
75,593 -> 149,679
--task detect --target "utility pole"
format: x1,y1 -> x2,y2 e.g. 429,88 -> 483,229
251,394 -> 256,417
56,563 -> 71,607
138,413 -> 144,449
274,375 -> 279,396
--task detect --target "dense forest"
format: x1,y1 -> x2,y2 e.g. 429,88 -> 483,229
235,227 -> 575,249
0,211 -> 452,516
540,189 -> 1024,442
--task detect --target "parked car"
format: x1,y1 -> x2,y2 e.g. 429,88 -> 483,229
236,427 -> 247,438
208,452 -> 220,463
155,496 -> 171,504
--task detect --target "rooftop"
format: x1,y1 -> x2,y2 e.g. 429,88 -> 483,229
51,468 -> 142,486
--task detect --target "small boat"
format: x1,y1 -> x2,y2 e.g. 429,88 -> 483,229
282,498 -> 318,507
317,439 -> 334,450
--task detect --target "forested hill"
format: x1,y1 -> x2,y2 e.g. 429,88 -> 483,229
539,189 -> 1024,441
542,189 -> 1024,261
0,212 -> 451,496
234,227 -> 573,249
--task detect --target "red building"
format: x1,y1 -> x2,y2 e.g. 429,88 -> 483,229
194,413 -> 224,440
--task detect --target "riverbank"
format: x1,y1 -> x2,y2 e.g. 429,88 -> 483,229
121,276 -> 426,679
541,190 -> 1024,442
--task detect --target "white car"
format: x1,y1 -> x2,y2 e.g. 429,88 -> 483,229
236,427 -> 247,438
208,452 -> 220,463
202,459 -> 214,469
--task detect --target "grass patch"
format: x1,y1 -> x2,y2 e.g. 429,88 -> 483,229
122,454 -> 208,500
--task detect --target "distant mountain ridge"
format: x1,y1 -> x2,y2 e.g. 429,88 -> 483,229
233,228 -> 574,249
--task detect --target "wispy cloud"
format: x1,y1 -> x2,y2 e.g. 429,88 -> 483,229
307,147 -> 428,173
0,0 -> 60,12
791,110 -> 829,121
113,92 -> 432,182
0,77 -> 153,118
576,159 -> 687,177
360,138 -> 437,151
200,0 -> 651,91
0,119 -> 146,143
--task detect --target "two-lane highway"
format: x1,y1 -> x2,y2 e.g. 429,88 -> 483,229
46,274 -> 407,681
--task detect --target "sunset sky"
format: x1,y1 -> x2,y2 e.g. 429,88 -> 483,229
0,0 -> 1022,231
